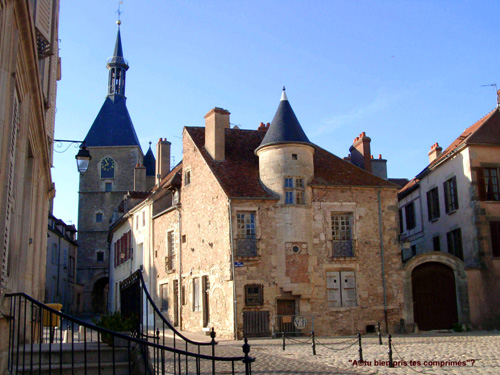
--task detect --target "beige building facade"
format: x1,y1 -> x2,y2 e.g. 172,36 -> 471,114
0,0 -> 61,372
140,94 -> 404,339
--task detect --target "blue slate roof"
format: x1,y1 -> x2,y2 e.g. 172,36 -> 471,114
143,145 -> 156,176
107,28 -> 128,68
84,95 -> 141,148
256,90 -> 312,152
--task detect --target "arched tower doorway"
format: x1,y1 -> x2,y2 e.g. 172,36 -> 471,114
92,277 -> 109,313
411,262 -> 458,330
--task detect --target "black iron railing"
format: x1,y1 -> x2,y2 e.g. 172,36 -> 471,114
236,238 -> 258,257
331,240 -> 354,257
6,291 -> 254,374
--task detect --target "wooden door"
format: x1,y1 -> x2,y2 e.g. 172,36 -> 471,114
411,262 -> 458,330
277,299 -> 296,334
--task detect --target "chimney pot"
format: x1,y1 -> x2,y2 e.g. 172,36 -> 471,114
379,154 -> 382,159
205,107 -> 230,161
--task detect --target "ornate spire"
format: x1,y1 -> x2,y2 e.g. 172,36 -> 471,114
106,22 -> 129,97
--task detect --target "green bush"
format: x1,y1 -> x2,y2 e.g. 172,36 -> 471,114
93,312 -> 138,335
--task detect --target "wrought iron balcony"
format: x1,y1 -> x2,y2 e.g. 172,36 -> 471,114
330,240 -> 354,258
236,238 -> 258,257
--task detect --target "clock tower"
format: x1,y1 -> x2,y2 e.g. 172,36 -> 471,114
76,22 -> 151,313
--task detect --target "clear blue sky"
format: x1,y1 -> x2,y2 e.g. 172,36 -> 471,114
52,0 -> 500,226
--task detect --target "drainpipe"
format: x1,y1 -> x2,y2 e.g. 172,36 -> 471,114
228,199 -> 237,340
378,189 -> 389,333
177,202 -> 183,330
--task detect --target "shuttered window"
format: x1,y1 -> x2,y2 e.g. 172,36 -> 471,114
326,271 -> 357,308
491,222 -> 500,258
405,202 -> 416,230
444,177 -> 459,213
427,187 -> 440,221
446,228 -> 463,260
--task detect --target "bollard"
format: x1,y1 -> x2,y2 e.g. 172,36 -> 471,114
311,331 -> 316,355
282,331 -> 286,351
242,337 -> 253,375
377,322 -> 382,345
358,332 -> 363,363
388,334 -> 394,368
210,327 -> 216,374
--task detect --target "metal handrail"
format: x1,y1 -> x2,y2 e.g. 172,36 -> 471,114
134,269 -> 214,346
6,292 -> 254,375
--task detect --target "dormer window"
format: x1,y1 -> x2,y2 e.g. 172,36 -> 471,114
284,177 -> 305,205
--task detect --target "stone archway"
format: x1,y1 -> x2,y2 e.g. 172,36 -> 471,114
403,252 -> 470,331
91,277 -> 109,313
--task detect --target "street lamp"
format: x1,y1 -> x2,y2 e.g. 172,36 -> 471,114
54,139 -> 92,174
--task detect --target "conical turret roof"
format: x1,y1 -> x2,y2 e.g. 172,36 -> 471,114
107,27 -> 128,68
143,143 -> 156,176
256,89 -> 312,152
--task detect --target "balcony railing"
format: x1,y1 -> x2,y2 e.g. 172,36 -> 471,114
236,238 -> 258,257
330,240 -> 354,258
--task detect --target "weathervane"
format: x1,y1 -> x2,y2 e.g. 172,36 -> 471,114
116,0 -> 123,25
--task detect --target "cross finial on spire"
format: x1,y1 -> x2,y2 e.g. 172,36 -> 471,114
116,1 -> 123,25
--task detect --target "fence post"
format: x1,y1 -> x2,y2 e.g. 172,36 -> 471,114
311,331 -> 316,355
357,332 -> 363,363
242,337 -> 252,375
377,322 -> 382,345
388,334 -> 394,368
210,327 -> 216,374
282,331 -> 286,351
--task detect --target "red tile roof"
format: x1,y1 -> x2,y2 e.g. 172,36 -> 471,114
185,127 -> 397,199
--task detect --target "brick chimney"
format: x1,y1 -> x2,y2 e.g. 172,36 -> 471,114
428,143 -> 442,163
349,132 -> 372,172
134,163 -> 146,191
156,138 -> 171,185
205,107 -> 230,161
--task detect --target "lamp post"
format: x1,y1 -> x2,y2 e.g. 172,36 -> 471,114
54,139 -> 92,174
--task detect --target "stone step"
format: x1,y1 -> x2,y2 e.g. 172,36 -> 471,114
13,360 -> 130,375
13,342 -> 131,365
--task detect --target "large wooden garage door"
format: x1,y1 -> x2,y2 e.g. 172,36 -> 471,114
411,262 -> 458,330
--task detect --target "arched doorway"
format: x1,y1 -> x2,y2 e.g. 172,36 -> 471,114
411,262 -> 458,330
92,277 -> 109,313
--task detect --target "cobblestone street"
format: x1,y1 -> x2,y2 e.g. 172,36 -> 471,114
211,332 -> 500,374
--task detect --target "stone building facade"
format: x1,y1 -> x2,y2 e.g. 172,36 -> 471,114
110,90 -> 403,339
77,24 -> 155,313
398,105 -> 500,330
0,0 -> 61,371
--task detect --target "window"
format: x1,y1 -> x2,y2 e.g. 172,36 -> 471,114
69,256 -> 75,278
433,236 -> 441,252
427,188 -> 440,221
245,284 -> 263,306
136,215 -> 139,230
161,284 -> 169,311
398,209 -> 404,233
181,285 -> 186,305
96,213 -> 103,223
292,154 -> 298,160
166,231 -> 175,271
405,202 -> 416,230
236,212 -> 257,256
182,235 -> 186,243
447,228 -> 463,260
51,244 -> 58,265
185,170 -> 191,185
284,177 -> 305,205
193,278 -> 200,312
100,157 -> 115,179
142,211 -> 145,226
491,222 -> 500,257
105,182 -> 112,192
326,271 -> 357,307
485,168 -> 500,201
444,177 -> 459,213
96,251 -> 104,262
331,214 -> 353,257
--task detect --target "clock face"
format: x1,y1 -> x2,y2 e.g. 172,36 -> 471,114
101,157 -> 115,171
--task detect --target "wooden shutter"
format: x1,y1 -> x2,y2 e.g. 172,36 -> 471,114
477,167 -> 486,201
35,0 -> 53,42
341,271 -> 357,307
491,222 -> 500,258
326,272 -> 341,307
452,177 -> 459,210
